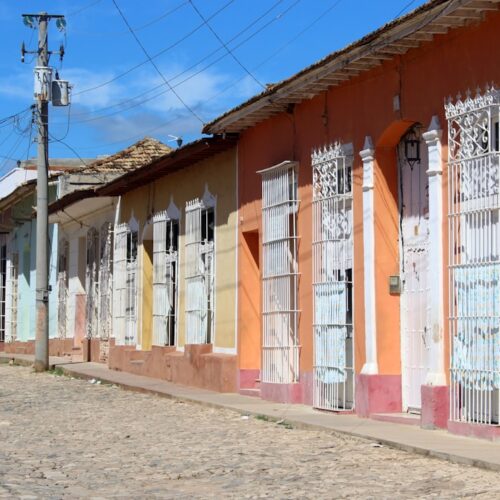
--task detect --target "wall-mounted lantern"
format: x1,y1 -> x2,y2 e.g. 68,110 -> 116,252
404,128 -> 420,168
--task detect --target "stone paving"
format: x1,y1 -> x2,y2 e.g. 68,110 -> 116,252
1,364 -> 499,499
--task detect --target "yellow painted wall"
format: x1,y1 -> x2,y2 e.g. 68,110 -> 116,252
120,147 -> 237,350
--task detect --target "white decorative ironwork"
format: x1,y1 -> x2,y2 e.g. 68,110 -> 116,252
185,188 -> 216,345
447,86 -> 500,425
0,241 -> 6,343
152,202 -> 180,346
398,129 -> 431,412
5,249 -> 18,343
85,227 -> 99,338
57,239 -> 69,339
260,161 -> 300,384
312,143 -> 354,410
98,222 -> 113,342
113,222 -> 138,345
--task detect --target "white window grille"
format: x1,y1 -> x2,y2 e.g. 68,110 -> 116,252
5,249 -> 18,343
185,188 -> 216,345
260,161 -> 300,384
0,242 -> 6,343
85,227 -> 99,338
57,239 -> 69,339
113,222 -> 138,345
446,86 -> 500,425
152,203 -> 180,347
312,144 -> 354,410
98,222 -> 113,341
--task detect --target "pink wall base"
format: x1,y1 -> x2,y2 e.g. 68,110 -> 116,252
355,374 -> 402,417
260,372 -> 313,405
421,385 -> 449,429
238,369 -> 260,389
448,420 -> 500,441
109,344 -> 238,393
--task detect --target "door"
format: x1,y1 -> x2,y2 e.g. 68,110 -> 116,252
399,129 -> 431,412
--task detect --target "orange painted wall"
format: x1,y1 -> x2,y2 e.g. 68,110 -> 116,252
237,11 -> 500,379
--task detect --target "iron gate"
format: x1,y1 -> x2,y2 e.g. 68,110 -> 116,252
447,87 -> 500,425
312,143 -> 354,410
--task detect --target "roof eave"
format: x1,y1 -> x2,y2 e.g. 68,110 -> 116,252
203,0 -> 490,134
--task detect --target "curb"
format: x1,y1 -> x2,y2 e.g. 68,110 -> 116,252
0,355 -> 63,371
59,365 -> 500,473
2,357 -> 499,473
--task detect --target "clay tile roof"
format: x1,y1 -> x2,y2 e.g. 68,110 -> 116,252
203,0 -> 499,134
78,137 -> 172,175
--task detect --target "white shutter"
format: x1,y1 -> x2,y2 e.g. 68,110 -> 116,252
4,244 -> 18,343
185,200 -> 204,344
153,211 -> 178,346
57,239 -> 68,339
99,222 -> 113,341
113,223 -> 128,345
85,228 -> 99,338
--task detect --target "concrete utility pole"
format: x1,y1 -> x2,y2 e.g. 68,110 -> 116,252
34,14 -> 50,373
21,12 -> 67,371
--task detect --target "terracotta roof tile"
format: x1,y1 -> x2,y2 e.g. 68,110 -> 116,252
78,137 -> 171,175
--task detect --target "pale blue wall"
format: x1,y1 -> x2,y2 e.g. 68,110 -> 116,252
12,185 -> 59,341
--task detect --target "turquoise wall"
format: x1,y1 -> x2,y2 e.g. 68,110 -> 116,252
12,185 -> 59,341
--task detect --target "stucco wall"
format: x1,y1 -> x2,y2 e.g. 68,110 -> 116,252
57,204 -> 117,346
119,147 -> 237,352
236,10 -> 500,382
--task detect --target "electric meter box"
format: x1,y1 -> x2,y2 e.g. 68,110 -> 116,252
34,66 -> 53,101
389,275 -> 402,295
52,80 -> 71,106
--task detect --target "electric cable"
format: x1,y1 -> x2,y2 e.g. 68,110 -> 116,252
75,0 -> 235,97
111,0 -> 204,124
85,1 -> 190,36
66,0 -> 286,120
395,0 -> 420,19
56,0 -> 298,126
68,0 -> 103,17
188,0 -> 265,90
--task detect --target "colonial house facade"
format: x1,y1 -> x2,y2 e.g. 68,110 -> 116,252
0,179 -> 62,354
97,136 -> 239,392
48,138 -> 171,362
204,0 -> 500,438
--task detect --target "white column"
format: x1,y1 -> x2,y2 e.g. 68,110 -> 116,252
422,116 -> 447,386
360,136 -> 378,375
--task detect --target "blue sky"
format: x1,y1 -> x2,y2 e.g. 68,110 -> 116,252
0,0 -> 426,173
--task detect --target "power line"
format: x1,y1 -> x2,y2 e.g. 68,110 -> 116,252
75,0 -> 235,97
68,0 -> 103,17
111,0 -> 204,124
188,0 -> 265,90
395,0 -> 419,19
63,0 -> 289,125
73,1 -> 190,38
123,1 -> 189,33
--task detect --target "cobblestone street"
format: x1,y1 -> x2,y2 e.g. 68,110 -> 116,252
0,365 -> 499,499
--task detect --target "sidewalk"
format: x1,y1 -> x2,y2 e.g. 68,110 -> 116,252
2,352 -> 499,472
